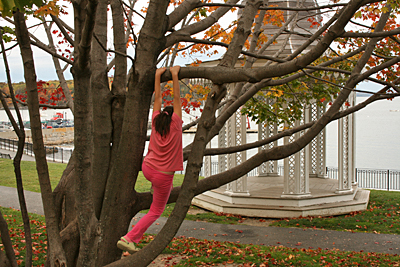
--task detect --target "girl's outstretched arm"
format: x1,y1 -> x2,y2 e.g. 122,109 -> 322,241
170,66 -> 181,119
153,67 -> 167,112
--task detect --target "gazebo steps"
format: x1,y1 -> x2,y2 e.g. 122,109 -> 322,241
192,189 -> 370,219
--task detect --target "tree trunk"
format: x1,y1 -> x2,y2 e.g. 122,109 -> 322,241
71,0 -> 100,264
90,0 -> 113,219
52,154 -> 79,266
0,249 -> 12,267
0,210 -> 18,267
13,10 -> 68,267
109,0 -> 127,157
0,27 -> 32,266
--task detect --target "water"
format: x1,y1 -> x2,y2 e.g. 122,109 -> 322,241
1,96 -> 399,170
326,96 -> 400,170
0,109 -> 74,123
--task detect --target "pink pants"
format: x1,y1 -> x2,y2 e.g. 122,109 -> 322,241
125,162 -> 174,243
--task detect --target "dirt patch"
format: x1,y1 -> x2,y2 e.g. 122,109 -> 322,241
147,254 -> 185,266
238,217 -> 276,227
188,207 -> 276,227
187,207 -> 209,215
148,254 -> 242,266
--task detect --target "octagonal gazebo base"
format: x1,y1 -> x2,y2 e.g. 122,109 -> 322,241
192,176 -> 370,218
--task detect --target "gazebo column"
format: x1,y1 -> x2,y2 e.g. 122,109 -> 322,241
309,102 -> 327,178
204,142 -> 212,177
258,98 -> 279,177
218,109 -> 227,174
350,92 -> 357,186
337,92 -> 356,193
281,110 -> 311,198
225,110 -> 250,196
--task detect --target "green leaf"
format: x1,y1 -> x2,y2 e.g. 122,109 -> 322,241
0,0 -> 16,17
199,8 -> 207,17
354,10 -> 362,19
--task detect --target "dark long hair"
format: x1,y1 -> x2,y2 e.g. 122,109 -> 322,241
154,106 -> 174,137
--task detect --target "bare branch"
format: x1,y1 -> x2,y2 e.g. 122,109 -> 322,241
93,32 -> 135,64
30,39 -> 74,65
0,42 -> 18,53
118,0 -> 138,46
196,2 -> 347,12
120,0 -> 145,19
50,15 -> 74,46
107,0 -> 137,72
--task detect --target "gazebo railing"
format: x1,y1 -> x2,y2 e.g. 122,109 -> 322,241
0,138 -> 73,164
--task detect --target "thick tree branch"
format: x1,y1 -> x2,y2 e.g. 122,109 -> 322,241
165,0 -> 240,47
341,27 -> 400,38
167,0 -> 201,30
176,36 -> 286,62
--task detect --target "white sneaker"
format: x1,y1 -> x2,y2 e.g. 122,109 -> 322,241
117,237 -> 139,254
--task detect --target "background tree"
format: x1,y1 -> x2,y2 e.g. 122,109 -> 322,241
0,0 -> 400,266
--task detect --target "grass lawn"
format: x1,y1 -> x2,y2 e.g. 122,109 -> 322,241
272,190 -> 400,235
156,235 -> 400,266
1,206 -> 400,266
2,158 -> 400,265
0,206 -> 48,266
0,158 -> 65,192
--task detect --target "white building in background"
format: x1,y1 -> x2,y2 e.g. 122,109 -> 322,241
191,0 -> 369,218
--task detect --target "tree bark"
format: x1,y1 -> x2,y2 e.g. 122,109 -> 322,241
109,0 -> 127,158
90,0 -> 113,219
0,27 -> 33,267
13,10 -> 68,267
0,210 -> 18,267
71,0 -> 101,264
0,249 -> 12,267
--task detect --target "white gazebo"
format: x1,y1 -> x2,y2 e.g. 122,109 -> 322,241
191,0 -> 369,218
193,88 -> 369,218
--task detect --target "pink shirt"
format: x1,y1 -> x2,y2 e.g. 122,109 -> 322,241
144,110 -> 183,172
